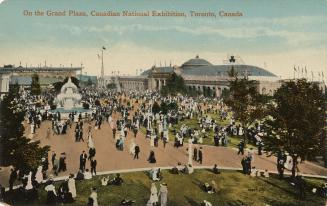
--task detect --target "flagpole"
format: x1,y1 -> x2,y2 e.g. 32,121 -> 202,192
297,66 -> 300,79
101,48 -> 104,86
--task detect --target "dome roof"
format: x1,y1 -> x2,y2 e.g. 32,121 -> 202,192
181,55 -> 212,68
181,64 -> 277,77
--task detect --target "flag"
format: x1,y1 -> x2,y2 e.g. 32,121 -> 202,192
102,46 -> 106,50
294,66 -> 297,72
318,72 -> 321,77
305,67 -> 307,74
322,71 -> 324,78
97,54 -> 101,59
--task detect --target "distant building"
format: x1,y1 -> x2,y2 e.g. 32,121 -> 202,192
77,74 -> 98,85
0,71 -> 10,97
0,65 -> 82,97
117,55 -> 282,97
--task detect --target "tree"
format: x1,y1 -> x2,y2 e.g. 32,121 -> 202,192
262,79 -> 326,178
160,101 -> 168,114
31,73 -> 41,95
86,77 -> 93,86
106,83 -> 116,90
152,101 -> 161,114
0,86 -> 49,172
160,73 -> 186,96
227,65 -> 238,78
167,102 -> 178,112
225,73 -> 266,143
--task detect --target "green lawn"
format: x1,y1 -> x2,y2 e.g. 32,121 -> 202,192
5,170 -> 326,206
160,114 -> 257,149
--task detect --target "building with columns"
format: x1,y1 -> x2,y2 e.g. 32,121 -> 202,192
0,65 -> 82,97
118,55 -> 282,97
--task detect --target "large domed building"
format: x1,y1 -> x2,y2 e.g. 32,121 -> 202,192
118,55 -> 281,97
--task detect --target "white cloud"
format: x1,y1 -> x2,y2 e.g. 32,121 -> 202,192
0,0 -> 6,4
54,23 -> 325,48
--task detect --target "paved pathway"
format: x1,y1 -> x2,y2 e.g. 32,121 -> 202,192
1,113 -> 326,187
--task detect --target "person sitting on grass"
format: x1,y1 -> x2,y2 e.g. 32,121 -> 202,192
109,173 -> 124,186
171,166 -> 179,174
250,167 -> 258,177
120,198 -> 136,205
171,162 -> 183,174
75,169 -> 84,181
149,168 -> 162,181
182,164 -> 194,174
84,169 -> 92,180
201,200 -> 213,206
212,164 -> 221,174
101,176 -> 110,186
263,169 -> 269,178
203,180 -> 218,194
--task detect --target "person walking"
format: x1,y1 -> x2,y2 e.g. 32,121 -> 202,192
90,158 -> 97,176
237,140 -> 245,155
198,147 -> 203,164
159,183 -> 168,206
193,147 -> 198,161
79,151 -> 87,172
134,145 -> 140,159
51,152 -> 56,168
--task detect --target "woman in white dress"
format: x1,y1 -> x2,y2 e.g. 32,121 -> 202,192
147,183 -> 158,205
68,174 -> 77,198
159,183 -> 168,206
150,133 -> 155,147
88,132 -> 95,148
25,171 -> 33,190
35,165 -> 43,184
129,139 -> 136,155
89,188 -> 98,206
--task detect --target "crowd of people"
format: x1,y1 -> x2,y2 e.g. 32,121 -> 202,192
1,85 -> 325,205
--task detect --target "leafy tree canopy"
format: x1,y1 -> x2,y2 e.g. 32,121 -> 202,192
262,79 -> 326,177
31,73 -> 41,95
0,86 -> 49,172
161,73 -> 186,96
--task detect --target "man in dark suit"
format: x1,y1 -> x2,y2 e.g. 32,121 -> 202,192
90,158 -> 97,176
237,140 -> 245,155
198,148 -> 203,164
134,145 -> 140,159
51,152 -> 56,168
88,148 -> 96,160
79,151 -> 87,172
193,147 -> 198,161
112,128 -> 117,139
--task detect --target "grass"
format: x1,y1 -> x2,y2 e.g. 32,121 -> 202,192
140,112 -> 257,149
4,170 -> 326,206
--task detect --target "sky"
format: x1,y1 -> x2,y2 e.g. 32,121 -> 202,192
0,0 -> 326,81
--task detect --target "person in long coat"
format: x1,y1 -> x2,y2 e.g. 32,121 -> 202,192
159,183 -> 168,206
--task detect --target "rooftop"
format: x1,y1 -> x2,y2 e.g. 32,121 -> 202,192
181,55 -> 213,68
